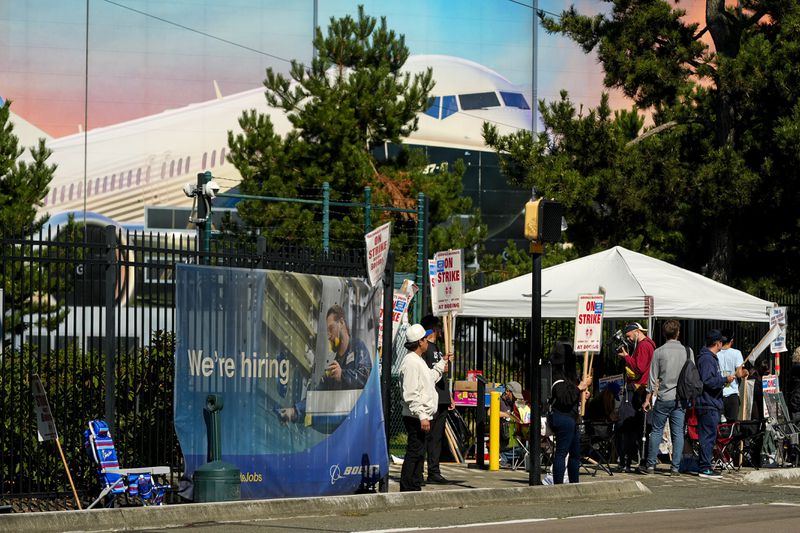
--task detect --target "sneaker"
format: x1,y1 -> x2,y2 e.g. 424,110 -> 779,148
670,469 -> 680,477
636,466 -> 654,475
698,469 -> 722,479
426,473 -> 451,484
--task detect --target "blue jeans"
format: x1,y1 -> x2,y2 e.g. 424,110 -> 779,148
696,407 -> 720,472
646,399 -> 685,471
550,411 -> 581,484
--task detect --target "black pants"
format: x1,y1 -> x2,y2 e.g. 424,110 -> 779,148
723,395 -> 740,422
400,416 -> 426,491
426,404 -> 449,476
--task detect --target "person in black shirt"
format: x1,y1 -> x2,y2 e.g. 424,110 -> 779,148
421,315 -> 454,484
549,340 -> 592,484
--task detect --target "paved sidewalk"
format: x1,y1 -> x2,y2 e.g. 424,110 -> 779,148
2,462 -> 798,533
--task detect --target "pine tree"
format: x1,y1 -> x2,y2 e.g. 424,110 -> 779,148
228,6 -> 485,268
0,99 -> 68,335
487,1 -> 800,289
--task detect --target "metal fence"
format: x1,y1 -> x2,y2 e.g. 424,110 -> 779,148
0,225 -> 367,507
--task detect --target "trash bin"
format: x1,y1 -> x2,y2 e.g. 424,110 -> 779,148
193,394 -> 241,502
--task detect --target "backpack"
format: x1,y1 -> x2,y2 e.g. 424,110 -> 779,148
676,346 -> 703,403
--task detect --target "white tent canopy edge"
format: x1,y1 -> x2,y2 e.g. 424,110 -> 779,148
461,246 -> 774,322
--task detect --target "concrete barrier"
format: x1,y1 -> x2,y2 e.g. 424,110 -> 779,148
0,480 -> 649,532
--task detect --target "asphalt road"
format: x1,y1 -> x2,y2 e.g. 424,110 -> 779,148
168,476 -> 800,532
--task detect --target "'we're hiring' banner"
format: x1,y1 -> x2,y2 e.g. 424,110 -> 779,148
174,264 -> 387,499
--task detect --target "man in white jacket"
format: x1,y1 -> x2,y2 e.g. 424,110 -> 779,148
399,323 -> 447,491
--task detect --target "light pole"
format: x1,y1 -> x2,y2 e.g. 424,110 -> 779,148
524,196 -> 563,485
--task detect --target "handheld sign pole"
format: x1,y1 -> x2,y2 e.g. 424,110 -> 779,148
32,374 -> 82,509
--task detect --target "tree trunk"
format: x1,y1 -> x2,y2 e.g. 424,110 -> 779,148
705,223 -> 732,284
703,0 -> 739,281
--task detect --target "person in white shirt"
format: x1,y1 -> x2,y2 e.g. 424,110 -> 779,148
399,323 -> 447,492
717,329 -> 748,422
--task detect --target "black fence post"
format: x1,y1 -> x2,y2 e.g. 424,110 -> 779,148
104,225 -> 118,433
379,251 -> 394,493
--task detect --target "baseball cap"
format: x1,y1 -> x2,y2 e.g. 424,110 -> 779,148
406,324 -> 427,343
624,322 -> 647,334
706,329 -> 724,345
505,381 -> 523,400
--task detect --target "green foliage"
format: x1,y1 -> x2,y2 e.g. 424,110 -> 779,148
0,331 -> 177,498
0,100 -> 78,336
228,6 -> 485,267
486,1 -> 800,289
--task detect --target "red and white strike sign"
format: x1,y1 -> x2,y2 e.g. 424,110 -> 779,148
430,249 -> 463,316
365,222 -> 391,286
574,294 -> 605,353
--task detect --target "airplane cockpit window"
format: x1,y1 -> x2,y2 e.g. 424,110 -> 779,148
441,96 -> 457,119
459,92 -> 500,110
500,92 -> 530,110
424,96 -> 441,119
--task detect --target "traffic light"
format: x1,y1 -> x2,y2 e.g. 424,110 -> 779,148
524,198 -> 563,243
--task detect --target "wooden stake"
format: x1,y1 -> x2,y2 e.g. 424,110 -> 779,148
580,351 -> 590,416
56,437 -> 82,510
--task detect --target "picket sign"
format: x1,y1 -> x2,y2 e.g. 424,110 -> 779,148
573,294 -> 604,416
32,374 -> 82,509
365,222 -> 391,287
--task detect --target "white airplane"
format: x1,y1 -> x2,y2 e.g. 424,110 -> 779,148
10,55 -> 532,227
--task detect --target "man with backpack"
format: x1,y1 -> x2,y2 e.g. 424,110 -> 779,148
695,329 -> 747,478
640,320 -> 691,475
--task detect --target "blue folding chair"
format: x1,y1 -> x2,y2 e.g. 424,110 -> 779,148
84,420 -> 170,509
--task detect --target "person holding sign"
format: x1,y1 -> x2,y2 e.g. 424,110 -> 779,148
549,340 -> 592,484
717,329 -> 747,422
421,315 -> 455,484
695,329 -> 747,478
399,324 -> 447,492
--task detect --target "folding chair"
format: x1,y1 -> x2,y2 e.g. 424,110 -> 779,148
84,420 -> 170,509
713,422 -> 739,471
580,421 -> 614,476
764,392 -> 800,466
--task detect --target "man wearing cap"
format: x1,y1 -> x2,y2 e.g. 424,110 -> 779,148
617,322 -> 655,471
399,323 -> 447,491
695,329 -> 746,478
717,329 -> 747,422
421,315 -> 455,484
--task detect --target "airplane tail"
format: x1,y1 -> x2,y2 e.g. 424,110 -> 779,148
1,96 -> 53,146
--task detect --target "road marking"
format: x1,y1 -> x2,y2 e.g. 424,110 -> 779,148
354,504 -> 772,532
773,485 -> 800,489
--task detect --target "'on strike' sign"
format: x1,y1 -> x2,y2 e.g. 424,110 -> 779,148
430,249 -> 462,316
574,294 -> 604,353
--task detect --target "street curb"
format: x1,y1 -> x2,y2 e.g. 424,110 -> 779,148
742,467 -> 800,484
0,479 -> 649,532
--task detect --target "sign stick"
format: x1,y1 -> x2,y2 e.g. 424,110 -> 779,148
580,351 -> 589,417
56,437 -> 82,509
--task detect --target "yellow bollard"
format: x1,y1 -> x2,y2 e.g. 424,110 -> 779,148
489,390 -> 500,471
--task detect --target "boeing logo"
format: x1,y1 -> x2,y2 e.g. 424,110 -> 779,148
329,463 -> 382,485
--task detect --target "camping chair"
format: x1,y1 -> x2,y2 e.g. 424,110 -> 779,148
764,392 -> 800,466
712,422 -> 739,471
84,420 -> 170,509
581,420 -> 614,476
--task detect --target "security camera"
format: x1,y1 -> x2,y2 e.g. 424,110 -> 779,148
203,180 -> 221,199
182,183 -> 196,198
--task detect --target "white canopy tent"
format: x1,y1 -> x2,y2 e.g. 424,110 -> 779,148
461,246 -> 774,322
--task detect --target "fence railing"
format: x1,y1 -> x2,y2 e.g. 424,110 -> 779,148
0,226 -> 367,504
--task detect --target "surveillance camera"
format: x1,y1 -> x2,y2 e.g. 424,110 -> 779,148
182,183 -> 196,198
203,180 -> 221,199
